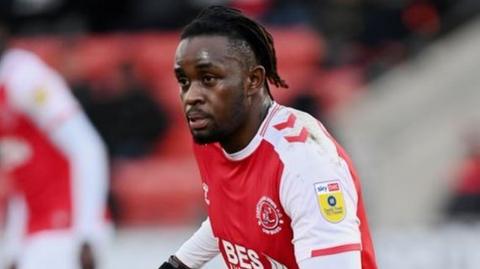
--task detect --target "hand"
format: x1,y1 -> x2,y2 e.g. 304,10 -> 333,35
158,262 -> 176,269
80,242 -> 96,269
158,256 -> 191,269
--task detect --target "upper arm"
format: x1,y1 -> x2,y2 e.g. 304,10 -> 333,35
6,52 -> 79,133
279,146 -> 361,263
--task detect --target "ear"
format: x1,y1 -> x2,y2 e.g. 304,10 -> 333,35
246,65 -> 266,97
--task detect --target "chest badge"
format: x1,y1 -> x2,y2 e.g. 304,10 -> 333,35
256,196 -> 283,235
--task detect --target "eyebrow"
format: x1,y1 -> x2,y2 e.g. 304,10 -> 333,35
173,61 -> 219,75
195,62 -> 217,69
174,66 -> 184,74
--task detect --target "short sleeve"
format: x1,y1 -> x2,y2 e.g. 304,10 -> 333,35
279,151 -> 361,262
4,50 -> 79,132
175,218 -> 220,268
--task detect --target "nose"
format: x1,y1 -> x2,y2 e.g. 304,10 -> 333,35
182,81 -> 205,107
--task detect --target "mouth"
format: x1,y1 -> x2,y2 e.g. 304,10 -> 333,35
189,117 -> 209,130
187,111 -> 210,130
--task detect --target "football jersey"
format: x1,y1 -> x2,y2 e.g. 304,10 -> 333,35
193,102 -> 377,269
0,49 -> 79,234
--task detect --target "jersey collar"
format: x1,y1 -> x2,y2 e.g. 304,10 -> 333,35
222,102 -> 281,161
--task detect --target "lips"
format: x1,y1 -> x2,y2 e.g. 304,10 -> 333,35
187,110 -> 210,130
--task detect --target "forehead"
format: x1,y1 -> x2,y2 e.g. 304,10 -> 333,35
175,35 -> 242,68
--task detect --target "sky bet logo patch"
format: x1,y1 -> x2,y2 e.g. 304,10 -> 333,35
314,181 -> 346,223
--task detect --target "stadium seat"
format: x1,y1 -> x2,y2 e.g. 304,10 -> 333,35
111,156 -> 204,226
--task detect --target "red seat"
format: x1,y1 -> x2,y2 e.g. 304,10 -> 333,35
111,156 -> 204,226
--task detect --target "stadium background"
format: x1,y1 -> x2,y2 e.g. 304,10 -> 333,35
2,0 -> 480,268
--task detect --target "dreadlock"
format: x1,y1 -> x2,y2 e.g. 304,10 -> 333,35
180,5 -> 289,96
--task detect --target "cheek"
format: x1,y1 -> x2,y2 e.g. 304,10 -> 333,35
209,76 -> 246,122
179,92 -> 187,106
218,88 -> 246,123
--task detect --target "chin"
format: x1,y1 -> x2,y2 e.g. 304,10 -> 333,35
191,131 -> 219,145
192,136 -> 218,145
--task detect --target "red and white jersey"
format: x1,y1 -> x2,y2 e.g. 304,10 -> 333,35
0,49 -> 79,234
0,49 -> 109,240
193,102 -> 377,269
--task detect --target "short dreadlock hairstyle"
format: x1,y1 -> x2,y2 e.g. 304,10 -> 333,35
180,5 -> 288,96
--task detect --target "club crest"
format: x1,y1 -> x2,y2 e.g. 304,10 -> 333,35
256,196 -> 283,235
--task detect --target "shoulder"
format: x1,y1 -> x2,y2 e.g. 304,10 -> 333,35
1,49 -> 48,78
264,106 -> 358,206
1,49 -> 78,128
263,105 -> 343,177
1,49 -> 55,98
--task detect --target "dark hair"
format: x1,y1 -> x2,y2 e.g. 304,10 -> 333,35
180,5 -> 288,93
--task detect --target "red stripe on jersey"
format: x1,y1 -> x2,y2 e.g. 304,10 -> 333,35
284,127 -> 309,143
311,243 -> 361,257
260,104 -> 281,136
274,113 -> 296,130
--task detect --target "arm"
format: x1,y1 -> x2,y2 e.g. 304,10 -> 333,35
41,78 -> 111,269
1,194 -> 27,269
49,110 -> 111,269
160,218 -> 220,269
49,110 -> 110,243
280,146 -> 362,267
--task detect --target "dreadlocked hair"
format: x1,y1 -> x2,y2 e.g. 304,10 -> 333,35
180,5 -> 289,92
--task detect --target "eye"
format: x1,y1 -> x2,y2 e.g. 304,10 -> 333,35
177,77 -> 190,88
202,75 -> 217,86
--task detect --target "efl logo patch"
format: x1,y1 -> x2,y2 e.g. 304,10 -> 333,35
33,87 -> 48,106
314,181 -> 346,223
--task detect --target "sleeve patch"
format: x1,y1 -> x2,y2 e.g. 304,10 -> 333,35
314,181 -> 346,223
33,86 -> 48,106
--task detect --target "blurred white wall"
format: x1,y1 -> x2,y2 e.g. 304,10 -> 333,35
103,227 -> 225,269
334,16 -> 480,228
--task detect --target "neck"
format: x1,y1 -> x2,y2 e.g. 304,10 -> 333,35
221,95 -> 273,153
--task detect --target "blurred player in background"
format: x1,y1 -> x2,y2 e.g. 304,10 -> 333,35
159,6 -> 377,269
0,14 -> 112,269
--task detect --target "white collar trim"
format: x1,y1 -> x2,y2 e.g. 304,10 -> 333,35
222,102 -> 280,161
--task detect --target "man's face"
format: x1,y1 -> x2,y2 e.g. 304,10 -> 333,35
174,36 -> 249,144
